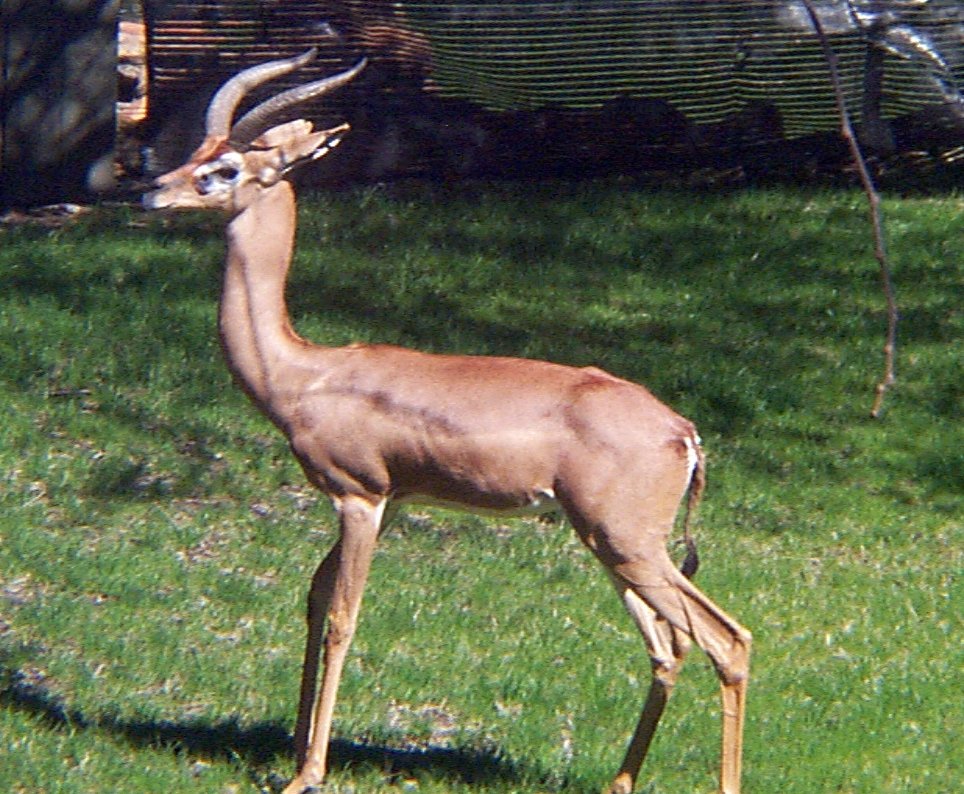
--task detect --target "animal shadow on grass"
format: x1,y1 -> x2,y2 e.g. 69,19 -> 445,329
1,664 -> 582,791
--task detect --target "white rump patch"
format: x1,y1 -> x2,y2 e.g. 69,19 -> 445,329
683,434 -> 701,478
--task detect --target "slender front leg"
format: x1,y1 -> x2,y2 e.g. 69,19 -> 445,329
283,495 -> 384,794
293,540 -> 342,767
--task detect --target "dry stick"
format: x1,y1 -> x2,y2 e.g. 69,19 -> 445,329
800,0 -> 899,418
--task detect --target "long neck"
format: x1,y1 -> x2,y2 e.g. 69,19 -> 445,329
219,180 -> 310,417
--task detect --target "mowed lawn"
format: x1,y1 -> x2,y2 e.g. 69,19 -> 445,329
1,180 -> 960,793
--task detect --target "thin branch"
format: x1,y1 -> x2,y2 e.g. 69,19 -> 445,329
800,0 -> 899,418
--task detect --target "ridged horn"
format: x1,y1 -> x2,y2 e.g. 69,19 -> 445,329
229,57 -> 367,146
204,48 -> 318,139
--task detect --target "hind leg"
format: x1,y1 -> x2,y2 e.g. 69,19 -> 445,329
557,445 -> 747,791
606,574 -> 693,794
614,554 -> 751,794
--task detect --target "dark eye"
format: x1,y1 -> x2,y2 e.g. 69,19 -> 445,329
195,162 -> 241,194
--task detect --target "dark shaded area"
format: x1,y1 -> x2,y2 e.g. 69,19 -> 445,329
0,662 -> 567,791
0,1 -> 117,209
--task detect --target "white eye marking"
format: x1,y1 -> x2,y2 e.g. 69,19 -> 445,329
194,152 -> 244,194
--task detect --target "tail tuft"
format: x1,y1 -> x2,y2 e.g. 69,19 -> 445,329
680,533 -> 700,579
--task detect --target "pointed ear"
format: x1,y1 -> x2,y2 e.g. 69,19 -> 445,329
253,120 -> 350,172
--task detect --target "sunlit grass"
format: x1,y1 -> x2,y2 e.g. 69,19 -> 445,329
1,180 -> 960,793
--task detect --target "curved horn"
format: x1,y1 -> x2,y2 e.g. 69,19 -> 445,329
229,58 -> 367,146
205,48 -> 318,138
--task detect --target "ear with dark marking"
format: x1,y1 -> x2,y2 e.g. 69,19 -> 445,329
249,121 -> 351,175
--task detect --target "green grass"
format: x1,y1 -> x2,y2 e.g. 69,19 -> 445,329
1,180 -> 961,793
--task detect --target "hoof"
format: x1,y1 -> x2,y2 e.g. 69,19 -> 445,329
280,779 -> 321,794
607,773 -> 634,794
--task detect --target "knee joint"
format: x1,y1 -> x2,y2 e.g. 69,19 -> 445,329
325,608 -> 353,647
717,630 -> 752,685
652,659 -> 682,689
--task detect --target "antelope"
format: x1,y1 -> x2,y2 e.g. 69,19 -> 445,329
142,50 -> 751,794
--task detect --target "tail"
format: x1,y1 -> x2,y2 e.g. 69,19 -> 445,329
679,435 -> 705,580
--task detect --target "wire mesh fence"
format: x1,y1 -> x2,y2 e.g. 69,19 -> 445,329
135,1 -> 964,182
